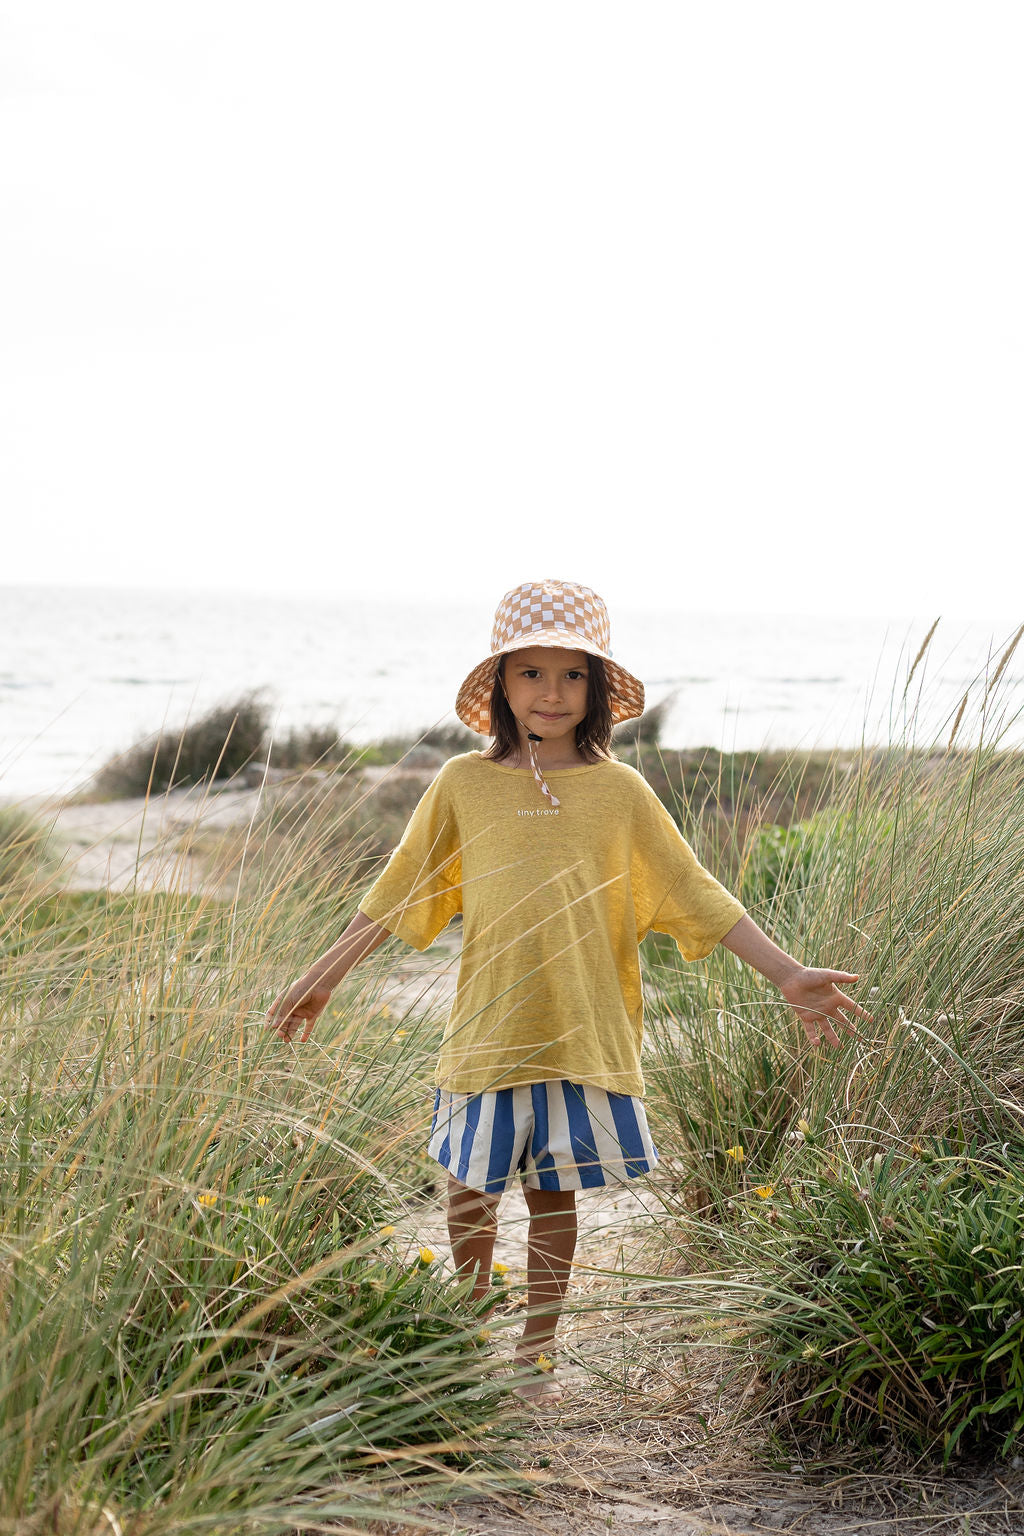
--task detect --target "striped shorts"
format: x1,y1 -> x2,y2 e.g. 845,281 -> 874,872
428,1080 -> 659,1194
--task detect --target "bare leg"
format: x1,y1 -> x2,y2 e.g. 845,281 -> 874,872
446,1174 -> 500,1305
515,1185 -> 578,1399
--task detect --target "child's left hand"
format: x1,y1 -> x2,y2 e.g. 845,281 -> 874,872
779,967 -> 872,1048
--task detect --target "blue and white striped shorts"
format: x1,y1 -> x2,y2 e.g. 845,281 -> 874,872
428,1081 -> 659,1194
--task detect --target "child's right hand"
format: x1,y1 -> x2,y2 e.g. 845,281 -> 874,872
265,979 -> 332,1043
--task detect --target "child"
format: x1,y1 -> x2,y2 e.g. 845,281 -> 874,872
267,579 -> 869,1405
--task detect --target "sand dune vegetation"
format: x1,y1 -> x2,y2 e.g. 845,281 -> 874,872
3,630 -> 1024,1532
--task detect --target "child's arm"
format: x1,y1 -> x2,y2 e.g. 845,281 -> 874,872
265,911 -> 392,1043
719,914 -> 871,1048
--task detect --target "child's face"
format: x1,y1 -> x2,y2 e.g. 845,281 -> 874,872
502,646 -> 590,747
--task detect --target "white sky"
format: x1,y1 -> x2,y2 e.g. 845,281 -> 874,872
1,2 -> 1021,621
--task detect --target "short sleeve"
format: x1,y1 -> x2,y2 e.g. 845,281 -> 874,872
358,765 -> 463,950
630,775 -> 745,961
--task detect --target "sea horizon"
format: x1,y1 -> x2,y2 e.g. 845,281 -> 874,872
3,583 -> 1021,800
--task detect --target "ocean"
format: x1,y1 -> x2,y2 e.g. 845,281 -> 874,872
2,585 -> 1020,800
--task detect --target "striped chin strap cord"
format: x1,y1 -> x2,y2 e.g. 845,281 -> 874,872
497,670 -> 561,809
526,732 -> 561,809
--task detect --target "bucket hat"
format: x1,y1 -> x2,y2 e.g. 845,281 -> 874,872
456,579 -> 646,735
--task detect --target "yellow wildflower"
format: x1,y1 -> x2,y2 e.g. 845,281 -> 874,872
725,1146 -> 745,1163
377,1225 -> 396,1238
418,1246 -> 435,1265
796,1118 -> 812,1136
536,1353 -> 554,1372
754,1185 -> 775,1200
256,1195 -> 270,1208
476,1328 -> 492,1344
493,1261 -> 510,1274
395,1029 -> 407,1038
197,1192 -> 217,1208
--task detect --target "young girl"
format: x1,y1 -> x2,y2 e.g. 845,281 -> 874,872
267,579 -> 868,1404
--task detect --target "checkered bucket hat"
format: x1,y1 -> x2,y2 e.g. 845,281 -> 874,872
456,579 -> 646,735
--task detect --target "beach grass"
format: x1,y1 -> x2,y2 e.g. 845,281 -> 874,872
4,620 -> 1024,1524
638,627 -> 1024,1459
0,842 -> 519,1531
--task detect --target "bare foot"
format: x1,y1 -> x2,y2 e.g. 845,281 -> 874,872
510,1352 -> 563,1411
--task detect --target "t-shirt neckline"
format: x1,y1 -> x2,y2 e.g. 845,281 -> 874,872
470,751 -> 612,778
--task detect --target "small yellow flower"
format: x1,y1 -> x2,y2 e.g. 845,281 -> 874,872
197,1192 -> 217,1208
256,1195 -> 270,1208
911,1141 -> 924,1157
796,1118 -> 812,1136
418,1246 -> 435,1265
725,1145 -> 745,1163
394,1029 -> 407,1038
754,1185 -> 775,1200
536,1353 -> 554,1372
476,1328 -> 492,1344
379,1005 -> 391,1020
492,1261 -> 510,1274
377,1225 -> 396,1238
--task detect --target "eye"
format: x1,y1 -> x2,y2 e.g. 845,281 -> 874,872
567,670 -> 587,681
521,669 -> 540,679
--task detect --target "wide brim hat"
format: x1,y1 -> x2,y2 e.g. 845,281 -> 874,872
456,579 -> 645,735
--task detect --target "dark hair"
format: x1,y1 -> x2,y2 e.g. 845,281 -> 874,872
483,653 -> 614,765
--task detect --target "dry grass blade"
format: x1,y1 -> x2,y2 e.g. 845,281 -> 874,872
946,688 -> 970,750
985,621 -> 1024,700
902,616 -> 941,698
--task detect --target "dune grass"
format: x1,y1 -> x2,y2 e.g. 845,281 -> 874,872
5,618 -> 1024,1515
638,626 -> 1024,1459
0,813 -> 519,1532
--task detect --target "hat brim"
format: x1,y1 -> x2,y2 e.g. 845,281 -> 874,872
455,630 -> 646,736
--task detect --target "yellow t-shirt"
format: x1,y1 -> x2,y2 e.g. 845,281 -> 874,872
358,752 -> 745,1097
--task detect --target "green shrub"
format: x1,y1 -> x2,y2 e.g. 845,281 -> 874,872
269,722 -> 351,769
733,1140 -> 1024,1460
613,693 -> 676,749
90,694 -> 270,797
359,722 -> 478,767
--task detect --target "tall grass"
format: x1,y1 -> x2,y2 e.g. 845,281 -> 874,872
0,805 -> 57,894
640,625 -> 1024,1456
0,783 -> 516,1532
9,622 -> 1024,1499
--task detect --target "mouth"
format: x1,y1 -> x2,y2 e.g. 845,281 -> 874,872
534,712 -> 568,722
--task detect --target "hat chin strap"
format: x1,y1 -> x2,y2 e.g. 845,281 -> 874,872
497,674 -> 561,809
526,734 -> 561,809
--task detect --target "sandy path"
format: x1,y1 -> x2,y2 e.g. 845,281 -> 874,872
28,781 -> 266,893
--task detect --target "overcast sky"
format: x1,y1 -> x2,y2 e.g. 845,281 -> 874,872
2,3 -> 1021,622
